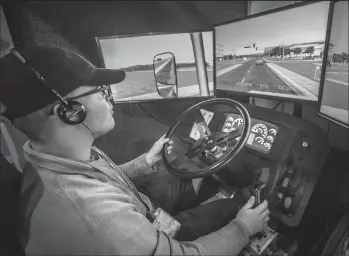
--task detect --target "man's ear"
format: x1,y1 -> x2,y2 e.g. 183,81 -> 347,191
49,104 -> 62,117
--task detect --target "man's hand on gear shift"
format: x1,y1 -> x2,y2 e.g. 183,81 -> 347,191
236,196 -> 270,236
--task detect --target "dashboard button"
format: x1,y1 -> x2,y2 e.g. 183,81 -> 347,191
284,197 -> 292,209
282,177 -> 289,188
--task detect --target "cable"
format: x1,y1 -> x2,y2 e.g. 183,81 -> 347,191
82,122 -> 96,140
82,122 -> 104,151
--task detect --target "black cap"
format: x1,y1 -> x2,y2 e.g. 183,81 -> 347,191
0,45 -> 126,120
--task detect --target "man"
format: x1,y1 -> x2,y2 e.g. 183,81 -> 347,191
0,45 -> 270,255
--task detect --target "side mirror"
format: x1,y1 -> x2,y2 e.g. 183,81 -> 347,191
153,52 -> 178,98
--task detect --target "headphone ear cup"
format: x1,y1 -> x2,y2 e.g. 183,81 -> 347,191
58,101 -> 87,125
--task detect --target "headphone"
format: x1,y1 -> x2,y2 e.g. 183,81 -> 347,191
11,49 -> 87,126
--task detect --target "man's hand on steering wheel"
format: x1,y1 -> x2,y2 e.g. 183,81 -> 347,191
146,134 -> 173,166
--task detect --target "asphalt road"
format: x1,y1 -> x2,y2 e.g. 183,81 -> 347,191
216,59 -> 299,95
110,68 -> 213,100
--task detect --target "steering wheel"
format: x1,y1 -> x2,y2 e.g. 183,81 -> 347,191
162,98 -> 251,179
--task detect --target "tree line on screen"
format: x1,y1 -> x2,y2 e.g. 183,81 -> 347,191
268,43 -> 348,64
269,46 -> 314,58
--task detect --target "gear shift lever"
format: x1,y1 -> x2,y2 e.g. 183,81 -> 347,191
242,182 -> 278,256
250,181 -> 267,207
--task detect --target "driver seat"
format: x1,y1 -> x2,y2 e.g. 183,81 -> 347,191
0,153 -> 25,256
0,117 -> 26,255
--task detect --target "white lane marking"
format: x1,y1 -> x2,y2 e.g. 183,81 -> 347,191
217,64 -> 242,77
242,77 -> 245,83
266,62 -> 318,99
155,58 -> 172,74
325,78 -> 348,86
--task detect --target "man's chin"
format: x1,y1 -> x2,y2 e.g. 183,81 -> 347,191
94,121 -> 115,138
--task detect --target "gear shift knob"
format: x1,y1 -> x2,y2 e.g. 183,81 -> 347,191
250,181 -> 267,207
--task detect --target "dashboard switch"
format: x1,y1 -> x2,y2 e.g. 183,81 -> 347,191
282,178 -> 289,188
284,197 -> 292,209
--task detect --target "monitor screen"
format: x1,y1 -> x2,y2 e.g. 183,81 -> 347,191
96,31 -> 214,103
214,1 -> 330,102
318,1 -> 348,128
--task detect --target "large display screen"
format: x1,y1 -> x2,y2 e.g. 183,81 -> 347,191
215,1 -> 330,102
96,31 -> 214,103
318,1 -> 348,128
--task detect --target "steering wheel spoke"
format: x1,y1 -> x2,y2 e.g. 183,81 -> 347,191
185,143 -> 206,159
214,128 -> 243,145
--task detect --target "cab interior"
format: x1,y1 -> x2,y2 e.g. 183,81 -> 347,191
0,1 -> 348,256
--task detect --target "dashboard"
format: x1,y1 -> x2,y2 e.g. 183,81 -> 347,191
221,113 -> 278,154
165,103 -> 329,227
204,104 -> 329,227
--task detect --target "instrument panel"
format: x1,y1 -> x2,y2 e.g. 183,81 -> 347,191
222,113 -> 279,154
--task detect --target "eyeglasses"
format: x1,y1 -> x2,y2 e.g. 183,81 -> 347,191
67,85 -> 113,102
47,85 -> 113,116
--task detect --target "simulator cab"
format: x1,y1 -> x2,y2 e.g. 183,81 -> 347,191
0,1 -> 348,256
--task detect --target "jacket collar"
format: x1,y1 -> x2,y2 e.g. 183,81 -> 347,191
22,141 -> 98,175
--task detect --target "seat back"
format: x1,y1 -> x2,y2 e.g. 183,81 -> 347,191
0,117 -> 26,255
0,153 -> 25,256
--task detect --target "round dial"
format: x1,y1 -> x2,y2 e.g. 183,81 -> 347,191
264,142 -> 271,150
232,118 -> 243,127
251,124 -> 268,138
266,136 -> 274,142
255,136 -> 264,144
269,128 -> 277,135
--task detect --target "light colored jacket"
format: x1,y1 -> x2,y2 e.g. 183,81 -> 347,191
17,141 -> 249,255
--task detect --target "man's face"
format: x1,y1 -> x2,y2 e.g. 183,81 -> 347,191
70,86 -> 115,137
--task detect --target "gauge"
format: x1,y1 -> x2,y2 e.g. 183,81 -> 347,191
224,128 -> 234,133
269,128 -> 277,135
232,118 -> 243,127
228,117 -> 234,122
251,124 -> 268,138
255,136 -> 264,144
264,142 -> 271,150
266,136 -> 274,142
225,123 -> 232,127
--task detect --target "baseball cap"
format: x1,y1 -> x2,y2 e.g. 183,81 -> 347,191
0,45 -> 126,120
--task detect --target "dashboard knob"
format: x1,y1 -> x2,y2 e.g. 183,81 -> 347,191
284,197 -> 292,209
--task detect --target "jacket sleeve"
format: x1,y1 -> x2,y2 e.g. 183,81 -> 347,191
77,184 -> 250,255
116,153 -> 157,184
90,203 -> 249,255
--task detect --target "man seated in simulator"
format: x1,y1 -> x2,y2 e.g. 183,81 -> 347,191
0,45 -> 270,255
